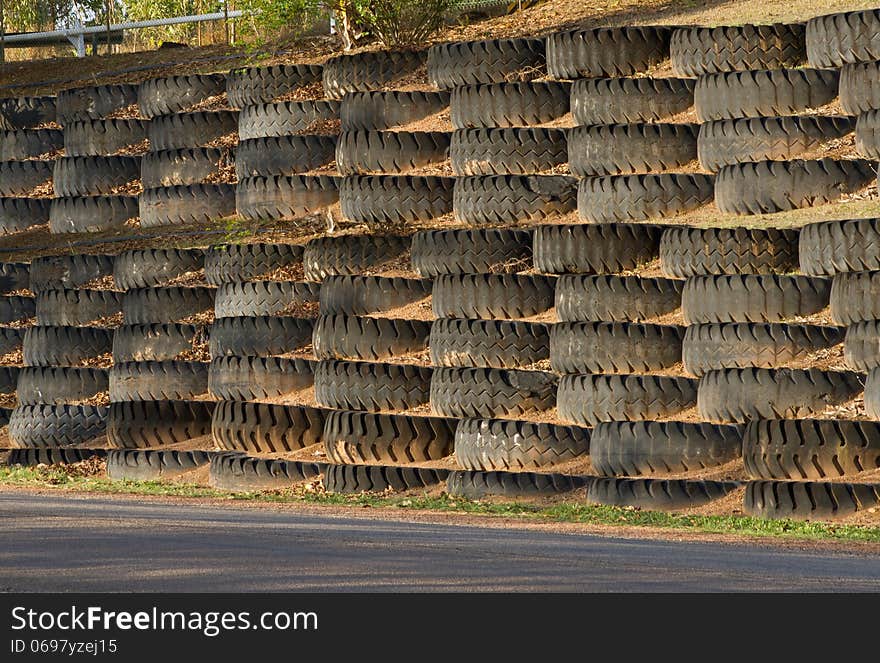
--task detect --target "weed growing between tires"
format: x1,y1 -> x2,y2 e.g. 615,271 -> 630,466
1,463 -> 878,543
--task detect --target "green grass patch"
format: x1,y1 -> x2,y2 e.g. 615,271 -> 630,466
2,464 -> 879,543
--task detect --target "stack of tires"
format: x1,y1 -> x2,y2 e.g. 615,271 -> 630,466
206,241 -> 327,490
232,64 -> 340,221
53,83 -> 142,233
330,49 -> 453,229
8,254 -> 114,466
679,21 -> 872,214
728,215 -> 880,520
0,95 -> 58,234
105,248 -> 216,478
304,233 -> 449,494
138,74 -> 237,228
429,37 -> 577,225
0,261 -> 30,454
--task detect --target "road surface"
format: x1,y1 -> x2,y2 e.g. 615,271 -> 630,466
1,493 -> 878,591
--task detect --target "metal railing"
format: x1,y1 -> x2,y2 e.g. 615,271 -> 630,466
1,10 -> 246,57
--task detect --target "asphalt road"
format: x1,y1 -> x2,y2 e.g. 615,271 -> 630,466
1,493 -> 878,592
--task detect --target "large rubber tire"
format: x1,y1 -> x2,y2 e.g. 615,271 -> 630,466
235,135 -> 336,178
303,234 -> 411,281
800,218 -> 880,277
671,24 -> 806,76
16,366 -> 108,406
411,228 -> 531,277
113,248 -> 204,290
0,262 -> 29,293
0,198 -> 50,234
839,61 -> 880,115
235,175 -> 339,221
555,274 -> 683,322
845,320 -> 880,371
805,8 -> 880,67
695,69 -> 839,121
109,360 -> 209,402
139,184 -> 237,227
49,195 -> 139,234
571,77 -> 693,125
141,147 -> 233,188
589,477 -> 742,510
339,175 -> 454,226
205,243 -> 303,285
107,399 -> 215,448
137,74 -> 226,118
429,318 -> 550,369
546,26 -> 671,79
743,419 -> 880,480
112,323 -> 208,363
451,127 -> 567,175
56,83 -> 137,124
430,366 -> 556,418
591,421 -> 743,478
29,254 -> 115,292
432,273 -> 555,319
225,64 -> 323,108
454,418 -> 589,471
660,226 -> 800,277
0,96 -> 56,129
682,274 -> 831,324
213,281 -> 319,319
864,368 -> 880,419
829,271 -> 880,325
557,373 -> 698,426
0,327 -> 23,357
336,130 -> 449,176
0,366 -> 17,396
697,116 -> 855,172
323,410 -> 455,464
208,316 -> 314,357
0,295 -> 34,324
450,81 -> 569,129
52,155 -> 140,197
23,326 -> 113,367
550,321 -> 684,374
147,110 -> 238,151
453,175 -> 577,225
0,128 -> 63,160
314,359 -> 432,412
122,286 -> 215,325
209,452 -> 324,491
855,109 -> 880,158
323,463 -> 448,494
0,160 -> 53,196
533,223 -> 663,275
447,469 -> 590,498
7,447 -> 106,465
211,401 -> 327,453
744,479 -> 880,520
208,356 -> 314,401
106,449 -> 212,481
62,119 -> 147,156
698,367 -> 864,423
319,275 -> 431,316
9,404 -> 107,448
683,323 -> 845,377
237,100 -> 341,140
322,50 -> 426,100
35,289 -> 122,326
568,123 -> 699,177
578,173 -> 714,223
428,38 -> 545,89
313,314 -> 430,361
341,90 -> 450,131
